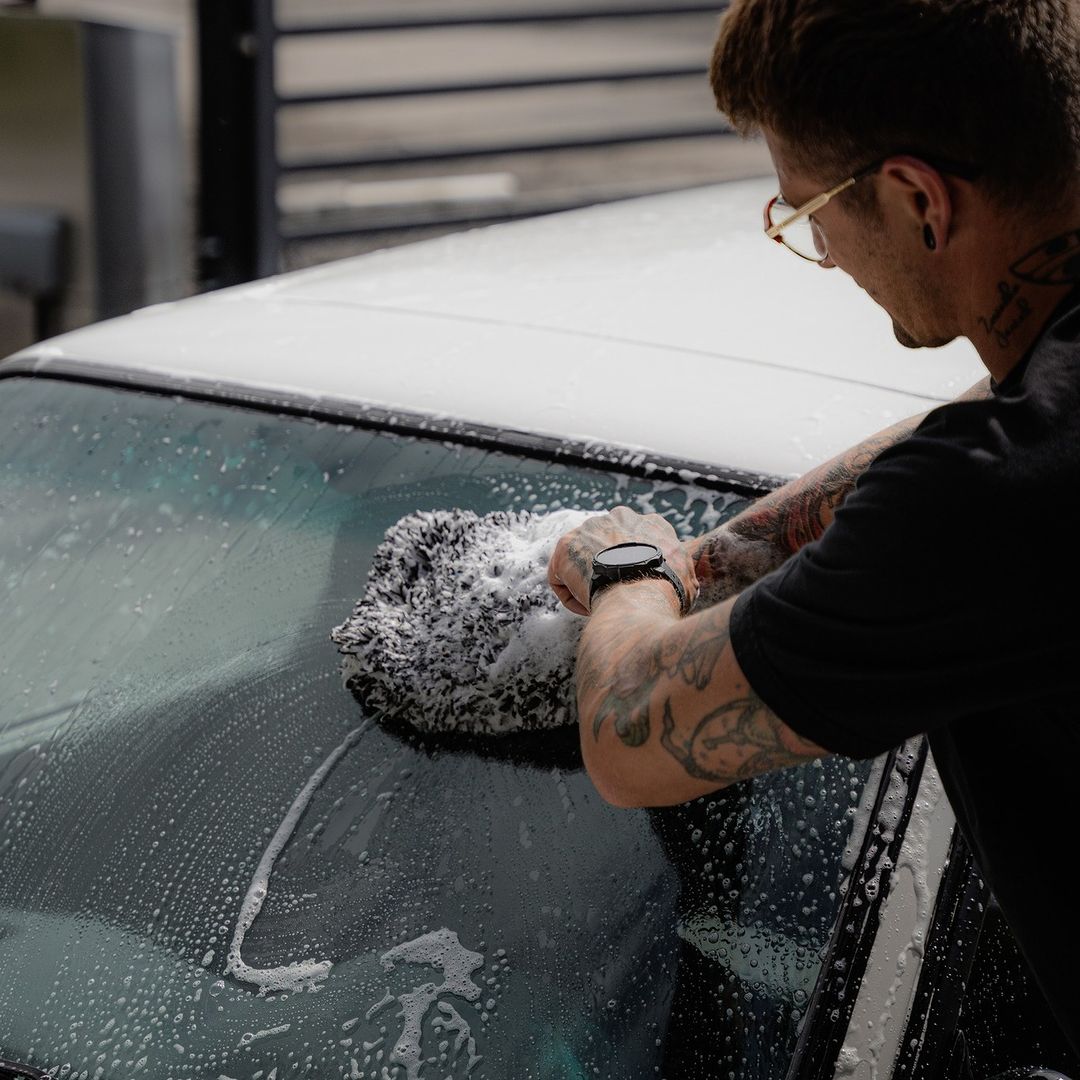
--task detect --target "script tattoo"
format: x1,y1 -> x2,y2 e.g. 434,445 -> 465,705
974,228 -> 1080,350
976,280 -> 1033,348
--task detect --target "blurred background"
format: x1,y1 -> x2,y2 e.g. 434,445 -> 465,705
0,0 -> 771,358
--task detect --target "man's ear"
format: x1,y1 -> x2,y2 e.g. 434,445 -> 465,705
877,156 -> 955,250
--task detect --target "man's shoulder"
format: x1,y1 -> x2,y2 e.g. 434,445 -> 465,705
869,350 -> 1080,495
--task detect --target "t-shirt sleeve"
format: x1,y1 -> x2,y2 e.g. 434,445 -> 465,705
727,405 -> 1040,760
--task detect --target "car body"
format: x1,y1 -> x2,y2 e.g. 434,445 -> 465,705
0,178 -> 1073,1080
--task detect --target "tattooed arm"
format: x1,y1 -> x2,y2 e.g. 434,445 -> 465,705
575,579 -> 824,807
553,379 -> 992,806
687,377 -> 993,606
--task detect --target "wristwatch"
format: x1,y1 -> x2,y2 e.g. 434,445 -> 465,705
588,542 -> 690,615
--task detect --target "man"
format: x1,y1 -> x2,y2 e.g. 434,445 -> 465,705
548,0 -> 1080,1051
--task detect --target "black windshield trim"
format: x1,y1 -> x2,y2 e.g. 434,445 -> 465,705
785,738 -> 929,1080
0,1058 -> 49,1080
0,361 -> 786,499
891,827 -> 990,1080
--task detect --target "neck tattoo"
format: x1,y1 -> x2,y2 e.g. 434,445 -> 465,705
977,281 -> 1032,348
1010,228 -> 1080,286
976,227 -> 1080,350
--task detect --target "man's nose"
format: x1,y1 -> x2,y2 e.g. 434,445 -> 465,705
818,254 -> 837,270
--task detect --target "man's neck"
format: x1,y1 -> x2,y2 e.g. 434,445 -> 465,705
963,216 -> 1080,382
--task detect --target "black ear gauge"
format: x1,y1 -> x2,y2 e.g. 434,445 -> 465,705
924,224 -> 937,251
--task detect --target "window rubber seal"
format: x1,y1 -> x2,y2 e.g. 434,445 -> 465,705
0,1058 -> 49,1080
892,827 -> 991,1080
785,738 -> 931,1080
0,359 -> 786,500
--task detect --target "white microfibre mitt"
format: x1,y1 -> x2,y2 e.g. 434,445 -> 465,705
331,508 -> 593,735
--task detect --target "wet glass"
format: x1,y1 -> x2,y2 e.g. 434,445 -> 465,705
941,899 -> 1080,1075
0,378 -> 877,1080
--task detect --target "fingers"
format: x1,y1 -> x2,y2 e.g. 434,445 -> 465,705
552,582 -> 590,617
547,505 -> 691,616
548,535 -> 590,616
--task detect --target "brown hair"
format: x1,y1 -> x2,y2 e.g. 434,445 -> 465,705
711,0 -> 1080,208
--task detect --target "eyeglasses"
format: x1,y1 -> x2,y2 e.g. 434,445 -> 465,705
764,155 -> 982,264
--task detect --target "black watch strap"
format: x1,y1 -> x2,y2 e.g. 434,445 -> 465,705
588,559 -> 690,615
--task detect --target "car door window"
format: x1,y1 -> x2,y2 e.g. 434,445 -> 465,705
0,377 -> 876,1080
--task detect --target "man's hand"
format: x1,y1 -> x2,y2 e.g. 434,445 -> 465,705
547,505 -> 698,616
545,381 -> 994,808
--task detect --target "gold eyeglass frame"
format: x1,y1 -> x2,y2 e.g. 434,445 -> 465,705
764,160 -> 884,264
764,154 -> 983,264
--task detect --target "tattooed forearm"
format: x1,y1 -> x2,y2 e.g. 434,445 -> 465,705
655,610 -> 824,783
577,588 -> 824,799
685,530 -> 782,607
686,427 -> 907,606
686,377 -> 993,608
581,591 -> 747,746
578,585 -> 731,749
576,604 -> 667,746
729,432 -> 889,549
660,698 -> 820,785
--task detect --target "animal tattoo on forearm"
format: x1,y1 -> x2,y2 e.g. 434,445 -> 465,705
659,698 -> 810,785
579,605 -> 818,785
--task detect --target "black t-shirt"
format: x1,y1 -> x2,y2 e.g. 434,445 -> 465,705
729,289 -> 1080,1051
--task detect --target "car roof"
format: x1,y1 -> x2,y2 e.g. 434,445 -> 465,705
3,177 -> 984,479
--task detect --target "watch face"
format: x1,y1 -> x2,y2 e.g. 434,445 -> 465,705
595,542 -> 662,569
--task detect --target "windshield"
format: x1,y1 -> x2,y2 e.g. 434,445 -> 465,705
0,377 -> 876,1080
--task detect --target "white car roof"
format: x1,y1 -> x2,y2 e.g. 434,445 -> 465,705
4,177 -> 983,479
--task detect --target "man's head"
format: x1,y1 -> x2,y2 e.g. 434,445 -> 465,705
711,0 -> 1080,350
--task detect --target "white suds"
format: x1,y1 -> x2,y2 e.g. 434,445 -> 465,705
332,509 -> 592,734
374,928 -> 486,1080
237,1024 -> 291,1047
225,723 -> 370,994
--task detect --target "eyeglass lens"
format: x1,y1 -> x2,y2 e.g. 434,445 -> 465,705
768,198 -> 828,262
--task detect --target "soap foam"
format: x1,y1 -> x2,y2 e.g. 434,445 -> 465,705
376,928 -> 486,1080
331,508 -> 592,735
225,723 -> 370,995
